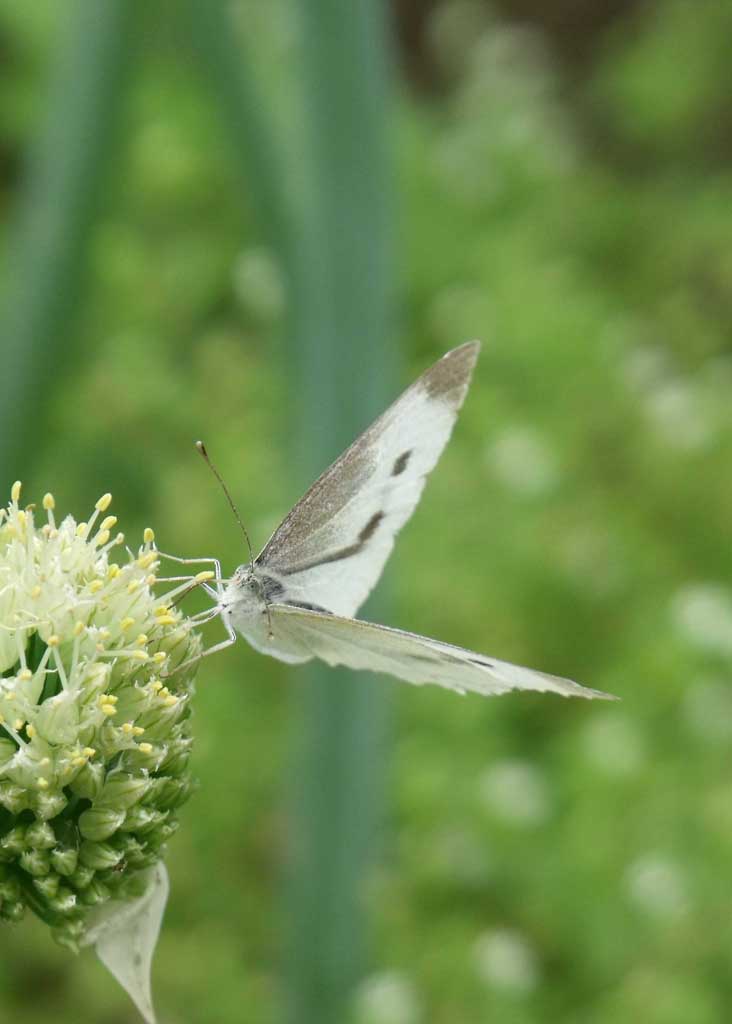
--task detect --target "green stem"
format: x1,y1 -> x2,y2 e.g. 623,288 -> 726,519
284,3 -> 396,1022
0,0 -> 137,480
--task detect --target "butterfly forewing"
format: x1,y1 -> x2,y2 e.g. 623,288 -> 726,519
255,342 -> 480,617
219,341 -> 613,702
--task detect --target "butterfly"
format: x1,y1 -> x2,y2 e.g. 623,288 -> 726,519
187,342 -> 613,701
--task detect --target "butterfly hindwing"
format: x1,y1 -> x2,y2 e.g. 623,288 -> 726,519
255,342 -> 480,617
262,604 -> 615,700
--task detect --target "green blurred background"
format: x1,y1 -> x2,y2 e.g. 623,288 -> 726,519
2,1 -> 732,1022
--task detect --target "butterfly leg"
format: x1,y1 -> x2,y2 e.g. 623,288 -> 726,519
155,553 -> 237,677
161,612 -> 236,678
155,551 -> 225,598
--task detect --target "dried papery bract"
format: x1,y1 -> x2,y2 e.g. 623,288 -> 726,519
0,484 -> 206,1022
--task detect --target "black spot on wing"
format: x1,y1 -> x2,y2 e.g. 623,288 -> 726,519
285,600 -> 332,613
281,510 -> 385,576
392,450 -> 412,476
359,511 -> 384,543
468,656 -> 494,668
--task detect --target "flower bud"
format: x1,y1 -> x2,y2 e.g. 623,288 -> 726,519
0,825 -> 26,860
33,872 -> 60,900
69,761 -> 105,801
0,782 -> 28,816
49,886 -> 77,915
50,847 -> 78,877
0,900 -> 25,922
35,790 -> 68,821
120,805 -> 167,835
34,692 -> 80,744
78,806 -> 126,842
25,820 -> 55,850
69,864 -> 95,891
98,772 -> 151,810
79,877 -> 111,906
79,840 -> 124,871
0,873 -> 21,902
20,849 -> 50,877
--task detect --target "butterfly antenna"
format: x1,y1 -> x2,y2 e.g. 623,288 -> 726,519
195,441 -> 255,567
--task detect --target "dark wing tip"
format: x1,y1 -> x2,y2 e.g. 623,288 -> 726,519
420,340 -> 481,406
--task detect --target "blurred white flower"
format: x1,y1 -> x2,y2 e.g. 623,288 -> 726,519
354,970 -> 421,1024
430,826 -> 491,887
486,426 -> 560,498
473,927 -> 540,994
670,583 -> 732,656
582,713 -> 645,778
682,678 -> 732,744
643,380 -> 712,451
232,247 -> 285,321
556,526 -> 627,598
478,759 -> 551,827
624,853 -> 689,920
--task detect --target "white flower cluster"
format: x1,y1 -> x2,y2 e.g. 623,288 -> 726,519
0,482 -> 205,957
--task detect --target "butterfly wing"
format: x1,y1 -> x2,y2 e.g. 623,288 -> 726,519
260,604 -> 615,700
255,342 -> 480,618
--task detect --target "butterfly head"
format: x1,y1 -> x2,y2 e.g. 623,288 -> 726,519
222,563 -> 283,619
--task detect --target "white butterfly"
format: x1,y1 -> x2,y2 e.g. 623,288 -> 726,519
183,342 -> 613,701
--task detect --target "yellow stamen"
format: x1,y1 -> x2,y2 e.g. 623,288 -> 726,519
133,726 -> 145,736
132,650 -> 150,662
155,614 -> 177,626
95,493 -> 112,512
47,635 -> 60,647
89,579 -> 104,594
107,563 -> 121,579
17,669 -> 32,682
127,580 -> 140,594
73,621 -> 85,637
83,747 -> 96,758
138,552 -> 157,570
30,585 -> 41,599
13,719 -> 24,731
37,778 -> 49,790
26,724 -> 36,738
138,743 -> 153,754
96,530 -> 110,546
42,493 -> 55,511
143,527 -> 155,544
120,617 -> 135,632
196,570 -> 215,582
100,515 -> 117,532
11,481 -> 21,503
101,703 -> 117,717
152,652 -> 167,665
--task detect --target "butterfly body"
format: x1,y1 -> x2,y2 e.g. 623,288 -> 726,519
208,342 -> 614,702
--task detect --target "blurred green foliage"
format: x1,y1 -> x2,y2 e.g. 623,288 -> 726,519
2,1 -> 732,1022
